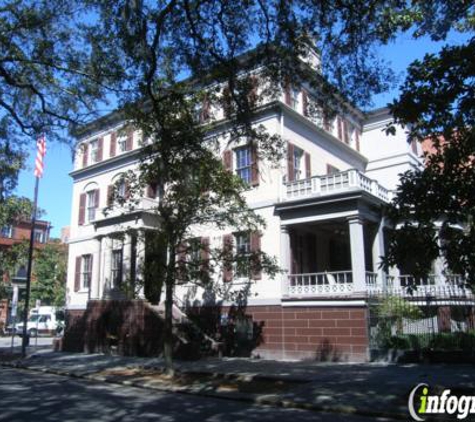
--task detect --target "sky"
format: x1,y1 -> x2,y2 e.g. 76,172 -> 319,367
14,31 -> 468,238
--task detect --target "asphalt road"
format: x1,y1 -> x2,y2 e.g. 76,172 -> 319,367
0,367 -> 391,422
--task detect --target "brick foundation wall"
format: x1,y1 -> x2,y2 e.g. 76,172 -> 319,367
246,305 -> 369,362
63,300 -> 165,356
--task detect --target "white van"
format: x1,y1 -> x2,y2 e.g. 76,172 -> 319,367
14,306 -> 64,337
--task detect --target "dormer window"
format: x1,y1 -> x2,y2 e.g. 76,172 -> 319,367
118,134 -> 127,153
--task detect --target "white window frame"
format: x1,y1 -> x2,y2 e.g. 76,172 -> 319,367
293,146 -> 304,181
118,134 -> 127,153
86,190 -> 97,222
290,87 -> 299,110
81,255 -> 92,289
34,229 -> 45,244
90,139 -> 99,163
1,225 -> 12,238
235,146 -> 252,184
234,232 -> 251,279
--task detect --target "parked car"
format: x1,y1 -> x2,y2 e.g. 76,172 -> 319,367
10,306 -> 64,337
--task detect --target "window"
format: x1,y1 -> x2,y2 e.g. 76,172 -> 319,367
34,229 -> 45,244
81,255 -> 92,289
1,226 -> 12,238
235,146 -> 252,184
87,190 -> 97,222
290,87 -> 299,110
117,179 -> 126,199
293,147 -> 304,180
118,134 -> 127,153
90,139 -> 99,163
111,249 -> 123,288
235,232 -> 250,278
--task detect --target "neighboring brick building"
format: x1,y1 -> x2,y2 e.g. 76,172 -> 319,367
0,219 -> 51,327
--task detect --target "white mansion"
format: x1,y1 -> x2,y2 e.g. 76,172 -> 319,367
65,51 -> 465,361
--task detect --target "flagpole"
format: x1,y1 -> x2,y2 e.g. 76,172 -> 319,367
21,175 -> 39,357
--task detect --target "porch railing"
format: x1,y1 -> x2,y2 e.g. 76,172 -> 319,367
284,169 -> 391,202
286,271 -> 353,296
285,271 -> 470,298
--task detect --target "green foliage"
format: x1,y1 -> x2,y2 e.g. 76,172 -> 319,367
382,4 -> 475,286
31,242 -> 67,308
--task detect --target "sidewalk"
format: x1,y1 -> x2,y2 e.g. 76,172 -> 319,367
3,350 -> 475,420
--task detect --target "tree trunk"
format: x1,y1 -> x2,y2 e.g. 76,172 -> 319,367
163,244 -> 175,376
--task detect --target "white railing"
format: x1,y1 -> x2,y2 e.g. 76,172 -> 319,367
286,271 -> 353,297
284,169 -> 391,202
99,197 -> 158,221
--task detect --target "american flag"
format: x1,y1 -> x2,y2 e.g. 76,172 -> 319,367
34,134 -> 47,178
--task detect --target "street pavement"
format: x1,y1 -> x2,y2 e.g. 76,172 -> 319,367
0,335 -> 54,350
3,350 -> 475,420
0,367 -> 390,422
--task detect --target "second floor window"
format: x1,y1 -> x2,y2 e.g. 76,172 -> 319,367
111,249 -> 123,288
235,146 -> 252,184
82,254 -> 92,289
90,140 -> 99,163
87,190 -> 97,222
290,87 -> 299,110
293,147 -> 304,180
1,225 -> 12,238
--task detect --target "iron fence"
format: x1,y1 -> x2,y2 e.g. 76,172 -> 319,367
367,287 -> 475,354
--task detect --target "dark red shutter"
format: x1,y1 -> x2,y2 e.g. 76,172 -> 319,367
125,180 -> 131,199
107,185 -> 114,206
78,193 -> 86,225
200,97 -> 210,122
82,143 -> 88,167
302,90 -> 308,116
305,152 -> 311,179
97,137 -> 103,161
250,144 -> 259,186
126,128 -> 133,151
74,256 -> 81,292
222,86 -> 232,118
323,114 -> 330,132
343,120 -> 349,144
250,231 -> 262,280
176,242 -> 187,281
110,132 -> 117,157
222,234 -> 233,282
287,142 -> 295,182
223,149 -> 233,172
147,183 -> 157,198
248,76 -> 258,106
284,81 -> 291,106
355,130 -> 360,152
337,116 -> 343,140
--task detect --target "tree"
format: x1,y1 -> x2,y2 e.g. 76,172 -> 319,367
381,5 -> 475,286
31,242 -> 67,308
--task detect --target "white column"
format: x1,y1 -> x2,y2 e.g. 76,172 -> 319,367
280,225 -> 291,297
102,237 -> 112,298
123,233 -> 132,286
348,217 -> 366,293
372,218 -> 385,288
93,236 -> 103,299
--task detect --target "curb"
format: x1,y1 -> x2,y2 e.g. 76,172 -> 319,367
1,360 -> 408,420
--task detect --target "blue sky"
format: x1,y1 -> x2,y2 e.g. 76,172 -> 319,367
14,31 -> 467,238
